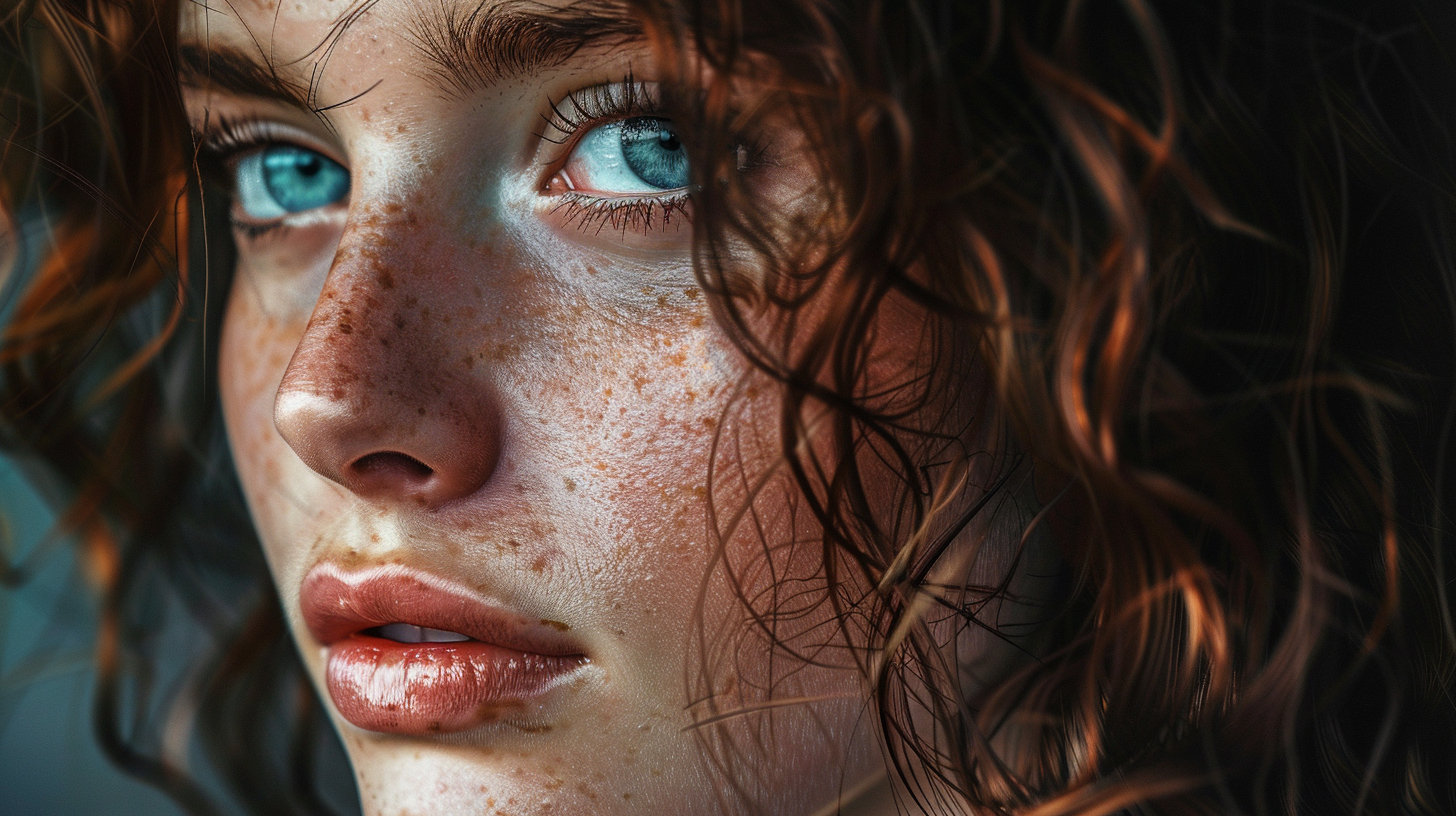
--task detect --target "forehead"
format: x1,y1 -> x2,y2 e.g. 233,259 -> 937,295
178,0 -> 643,104
182,0 -> 423,57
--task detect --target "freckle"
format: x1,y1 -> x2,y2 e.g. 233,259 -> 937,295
338,323 -> 353,334
563,478 -> 576,491
379,270 -> 395,289
370,533 -> 380,543
690,314 -> 704,327
530,558 -> 546,573
657,294 -> 668,307
417,407 -> 426,416
685,287 -> 701,299
506,539 -> 520,547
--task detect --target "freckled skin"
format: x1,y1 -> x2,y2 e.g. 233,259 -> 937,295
183,1 -> 1036,815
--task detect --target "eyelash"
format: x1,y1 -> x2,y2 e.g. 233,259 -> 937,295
539,78 -> 693,236
539,77 -> 660,143
193,77 -> 715,242
195,115 -> 298,240
549,193 -> 691,236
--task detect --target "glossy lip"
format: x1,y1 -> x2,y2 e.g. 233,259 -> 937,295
300,562 -> 588,735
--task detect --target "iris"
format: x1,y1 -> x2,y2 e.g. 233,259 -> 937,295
236,145 -> 349,219
618,117 -> 689,190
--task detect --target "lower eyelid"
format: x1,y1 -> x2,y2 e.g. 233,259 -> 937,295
543,191 -> 692,237
230,203 -> 345,241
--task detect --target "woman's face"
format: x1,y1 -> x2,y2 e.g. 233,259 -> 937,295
184,1 -> 988,813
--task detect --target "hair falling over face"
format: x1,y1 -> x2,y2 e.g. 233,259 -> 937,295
2,0 -> 1456,815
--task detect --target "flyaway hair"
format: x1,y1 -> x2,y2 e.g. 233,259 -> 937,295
3,1 -> 1456,815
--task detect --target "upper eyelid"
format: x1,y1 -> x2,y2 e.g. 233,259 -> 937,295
533,80 -> 679,195
193,114 -> 349,167
538,80 -> 666,145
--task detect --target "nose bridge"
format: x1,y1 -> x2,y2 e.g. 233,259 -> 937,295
273,199 -> 501,509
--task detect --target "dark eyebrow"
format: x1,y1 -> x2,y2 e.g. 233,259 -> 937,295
177,2 -> 644,110
177,43 -> 313,109
407,0 -> 645,98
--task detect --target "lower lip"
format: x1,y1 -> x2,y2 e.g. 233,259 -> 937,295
326,636 -> 586,734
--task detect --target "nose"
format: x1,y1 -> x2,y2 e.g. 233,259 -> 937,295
272,224 -> 501,510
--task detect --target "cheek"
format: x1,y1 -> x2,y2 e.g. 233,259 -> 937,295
218,266 -> 314,553
523,315 -> 752,612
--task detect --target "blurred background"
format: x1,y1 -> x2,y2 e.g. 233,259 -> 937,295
1,456 -> 186,816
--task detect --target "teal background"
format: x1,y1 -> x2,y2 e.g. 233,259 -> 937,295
0,457 -> 186,816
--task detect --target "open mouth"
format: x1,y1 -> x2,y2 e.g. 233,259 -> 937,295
363,622 -> 473,643
300,563 -> 588,735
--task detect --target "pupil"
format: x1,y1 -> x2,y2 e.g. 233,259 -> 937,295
619,117 -> 690,190
260,146 -> 349,213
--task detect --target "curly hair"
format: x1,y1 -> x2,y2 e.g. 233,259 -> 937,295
3,1 -> 1455,814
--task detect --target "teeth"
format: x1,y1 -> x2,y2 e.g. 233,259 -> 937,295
373,623 -> 471,643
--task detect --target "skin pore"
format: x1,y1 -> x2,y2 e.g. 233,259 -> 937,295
183,0 -> 1030,813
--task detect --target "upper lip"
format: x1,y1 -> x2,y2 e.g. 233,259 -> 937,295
299,561 -> 584,657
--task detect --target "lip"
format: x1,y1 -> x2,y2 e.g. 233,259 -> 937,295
300,562 -> 588,735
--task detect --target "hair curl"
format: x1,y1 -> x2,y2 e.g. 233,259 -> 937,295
3,1 -> 1455,815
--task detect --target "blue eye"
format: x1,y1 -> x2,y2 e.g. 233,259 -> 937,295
569,117 -> 690,193
618,118 -> 689,189
234,145 -> 350,220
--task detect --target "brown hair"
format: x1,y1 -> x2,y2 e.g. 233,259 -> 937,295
4,0 -> 1455,814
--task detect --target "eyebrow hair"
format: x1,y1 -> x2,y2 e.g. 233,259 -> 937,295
407,0 -> 645,98
177,44 -> 313,109
177,1 -> 645,111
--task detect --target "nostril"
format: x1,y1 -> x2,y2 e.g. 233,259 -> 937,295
347,451 -> 434,487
